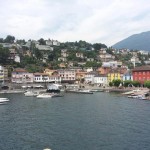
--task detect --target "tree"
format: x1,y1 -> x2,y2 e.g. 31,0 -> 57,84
109,82 -> 113,87
38,38 -> 46,45
0,45 -> 10,64
0,38 -> 4,43
16,39 -> 26,45
112,79 -> 122,87
34,48 -> 43,60
132,81 -> 141,87
85,61 -> 102,68
93,43 -> 107,50
144,80 -> 150,88
106,47 -> 114,55
4,35 -> 15,43
123,80 -> 133,87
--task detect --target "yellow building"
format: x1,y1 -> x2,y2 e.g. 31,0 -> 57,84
107,72 -> 121,83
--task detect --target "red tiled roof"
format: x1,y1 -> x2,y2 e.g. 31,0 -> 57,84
132,65 -> 150,71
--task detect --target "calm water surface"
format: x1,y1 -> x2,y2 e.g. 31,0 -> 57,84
0,92 -> 150,150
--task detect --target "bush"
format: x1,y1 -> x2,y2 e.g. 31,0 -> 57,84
144,80 -> 150,88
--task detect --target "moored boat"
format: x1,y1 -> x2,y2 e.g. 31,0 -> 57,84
66,89 -> 93,94
37,93 -> 52,98
0,98 -> 10,103
24,91 -> 38,96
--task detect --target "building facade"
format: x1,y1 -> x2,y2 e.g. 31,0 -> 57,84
11,68 -> 34,83
58,69 -> 76,83
132,66 -> 150,84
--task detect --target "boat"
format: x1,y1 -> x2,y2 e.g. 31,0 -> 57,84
51,93 -> 64,97
127,95 -> 139,98
128,94 -> 147,100
37,93 -> 53,98
46,84 -> 62,93
24,91 -> 38,96
137,95 -> 147,100
0,98 -> 9,103
90,89 -> 104,92
66,89 -> 93,94
122,89 -> 141,95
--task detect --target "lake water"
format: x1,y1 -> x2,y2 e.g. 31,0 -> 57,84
0,92 -> 150,150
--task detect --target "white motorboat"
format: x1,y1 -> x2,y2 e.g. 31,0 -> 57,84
122,89 -> 141,95
66,89 -> 93,94
137,95 -> 147,100
128,94 -> 147,100
0,98 -> 9,103
24,91 -> 38,96
37,93 -> 52,98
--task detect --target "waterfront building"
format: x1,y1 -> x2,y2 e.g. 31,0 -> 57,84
123,70 -> 133,81
11,68 -> 34,83
107,70 -> 121,83
84,71 -> 99,84
76,71 -> 87,83
132,65 -> 150,84
94,74 -> 108,86
57,69 -> 76,83
34,73 -> 61,83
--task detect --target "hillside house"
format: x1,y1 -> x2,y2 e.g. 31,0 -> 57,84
76,52 -> 84,58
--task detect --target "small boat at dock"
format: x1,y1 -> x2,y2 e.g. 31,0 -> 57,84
0,98 -> 10,103
37,93 -> 53,98
24,91 -> 39,96
66,89 -> 93,94
128,94 -> 147,100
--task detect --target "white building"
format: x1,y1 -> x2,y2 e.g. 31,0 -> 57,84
58,57 -> 67,62
34,73 -> 61,83
139,50 -> 149,55
14,54 -> 20,63
84,72 -> 98,84
102,61 -> 122,68
130,56 -> 141,67
94,75 -> 108,86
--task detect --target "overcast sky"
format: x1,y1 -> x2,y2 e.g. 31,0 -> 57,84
0,0 -> 149,46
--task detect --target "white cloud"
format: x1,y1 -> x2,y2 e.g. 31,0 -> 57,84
0,0 -> 150,46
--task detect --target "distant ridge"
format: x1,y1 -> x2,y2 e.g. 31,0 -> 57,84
112,31 -> 150,51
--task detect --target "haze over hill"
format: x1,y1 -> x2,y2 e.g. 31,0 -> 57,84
112,31 -> 150,51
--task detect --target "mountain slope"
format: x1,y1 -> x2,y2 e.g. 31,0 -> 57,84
113,31 -> 150,50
